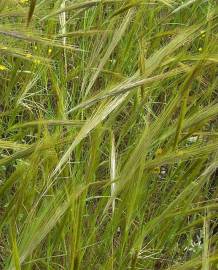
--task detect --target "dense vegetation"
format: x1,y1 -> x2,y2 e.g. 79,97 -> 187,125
0,0 -> 218,269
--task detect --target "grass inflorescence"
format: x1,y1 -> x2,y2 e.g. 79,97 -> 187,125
0,0 -> 218,269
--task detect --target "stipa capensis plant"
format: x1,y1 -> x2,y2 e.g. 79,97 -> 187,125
0,0 -> 217,269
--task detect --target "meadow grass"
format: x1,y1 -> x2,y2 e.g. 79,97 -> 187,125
0,0 -> 218,269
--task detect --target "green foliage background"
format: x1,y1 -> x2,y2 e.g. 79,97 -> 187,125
0,0 -> 217,269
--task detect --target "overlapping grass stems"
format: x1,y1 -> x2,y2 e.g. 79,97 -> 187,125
0,0 -> 217,269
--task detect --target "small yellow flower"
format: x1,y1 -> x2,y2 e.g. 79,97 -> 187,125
48,48 -> 52,54
25,53 -> 32,58
0,64 -> 7,71
34,59 -> 41,64
152,167 -> 161,174
177,150 -> 184,156
198,47 -> 203,52
34,46 -> 38,50
200,31 -> 206,38
155,148 -> 163,156
19,0 -> 29,4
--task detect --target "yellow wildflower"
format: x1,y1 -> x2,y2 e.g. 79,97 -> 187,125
198,47 -> 203,52
200,31 -> 206,38
25,53 -> 32,58
34,59 -> 41,64
177,150 -> 184,156
155,148 -> 163,156
19,0 -> 29,4
48,48 -> 52,54
152,167 -> 161,174
0,65 -> 7,71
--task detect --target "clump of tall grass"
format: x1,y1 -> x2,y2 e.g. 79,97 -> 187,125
0,0 -> 217,269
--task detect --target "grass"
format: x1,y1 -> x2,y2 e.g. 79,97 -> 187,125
0,0 -> 218,269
